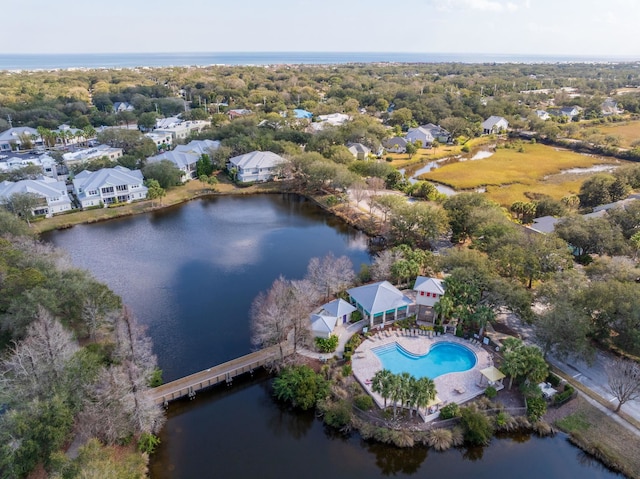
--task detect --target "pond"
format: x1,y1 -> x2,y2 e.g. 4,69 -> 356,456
43,194 -> 622,479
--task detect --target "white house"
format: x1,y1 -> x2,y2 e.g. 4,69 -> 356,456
405,126 -> 435,147
309,113 -> 351,132
53,124 -> 83,146
310,299 -> 357,338
62,144 -> 123,166
154,119 -> 210,141
0,127 -> 41,152
0,177 -> 72,217
147,139 -> 220,182
0,152 -> 60,179
227,151 -> 287,183
72,166 -> 147,208
347,142 -> 371,160
347,281 -> 413,329
113,102 -> 134,113
413,276 -> 445,319
145,132 -> 173,150
534,110 -> 550,121
420,123 -> 452,143
481,116 -> 509,135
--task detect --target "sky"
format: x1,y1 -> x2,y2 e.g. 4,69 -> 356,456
2,0 -> 639,57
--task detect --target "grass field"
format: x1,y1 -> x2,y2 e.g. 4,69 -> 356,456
421,143 -> 624,206
388,137 -> 492,169
554,397 -> 640,479
594,120 -> 640,149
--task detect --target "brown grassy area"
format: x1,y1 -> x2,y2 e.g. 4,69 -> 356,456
595,121 -> 640,149
32,176 -> 282,234
389,137 -> 492,169
421,143 -> 625,206
553,396 -> 640,479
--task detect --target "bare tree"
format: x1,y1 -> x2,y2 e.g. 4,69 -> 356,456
606,358 -> 640,413
82,284 -> 121,340
251,276 -> 294,365
289,279 -> 321,350
350,180 -> 368,208
305,253 -> 356,300
0,306 -> 78,402
370,249 -> 403,282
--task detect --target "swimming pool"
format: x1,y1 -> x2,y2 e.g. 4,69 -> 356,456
372,342 -> 476,379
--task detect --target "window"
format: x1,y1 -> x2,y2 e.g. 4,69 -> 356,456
101,186 -> 114,194
420,291 -> 425,296
116,184 -> 127,192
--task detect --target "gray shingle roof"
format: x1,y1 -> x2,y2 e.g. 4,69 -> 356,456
228,151 -> 287,170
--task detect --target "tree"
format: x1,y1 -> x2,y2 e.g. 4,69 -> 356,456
305,253 -> 355,300
371,369 -> 394,409
196,154 -> 214,178
272,365 -> 329,410
578,173 -> 617,208
146,179 -> 166,206
443,193 -> 499,244
137,112 -> 158,131
405,141 -> 418,158
2,191 -> 44,226
535,300 -> 592,361
500,338 -> 548,389
555,215 -> 628,256
142,160 -> 183,188
460,405 -> 494,446
606,358 -> 640,413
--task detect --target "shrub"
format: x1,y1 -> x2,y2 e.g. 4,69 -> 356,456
461,144 -> 471,153
273,365 -> 330,410
554,385 -> 575,406
148,368 -> 163,387
386,156 -> 393,162
546,373 -> 561,387
527,396 -> 547,421
439,403 -> 461,420
460,406 -> 494,446
342,364 -> 352,377
325,195 -> 339,207
137,433 -> 161,454
427,428 -> 453,451
354,394 -> 374,411
484,386 -> 497,399
323,400 -> 352,430
315,334 -> 339,353
350,310 -> 363,323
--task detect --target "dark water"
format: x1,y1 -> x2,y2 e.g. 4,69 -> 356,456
2,52 -> 638,70
43,194 -> 621,479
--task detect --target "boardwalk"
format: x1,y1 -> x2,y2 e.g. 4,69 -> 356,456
149,343 -> 294,405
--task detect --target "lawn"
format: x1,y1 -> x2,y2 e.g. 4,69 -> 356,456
554,396 -> 640,479
388,137 -> 492,169
420,143 -> 624,205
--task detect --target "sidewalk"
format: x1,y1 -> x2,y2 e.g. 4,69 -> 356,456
297,320 -> 366,360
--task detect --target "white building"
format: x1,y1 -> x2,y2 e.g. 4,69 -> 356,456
413,276 -> 445,319
154,119 -> 210,141
309,113 -> 351,132
405,126 -> 435,147
145,132 -> 173,150
227,151 -> 287,183
0,127 -> 41,152
0,152 -> 60,178
481,116 -> 509,135
72,166 -> 147,208
347,281 -> 413,329
146,139 -> 220,182
0,177 -> 72,217
62,144 -> 123,166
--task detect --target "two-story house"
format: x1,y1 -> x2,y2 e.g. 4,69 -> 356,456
72,166 -> 147,208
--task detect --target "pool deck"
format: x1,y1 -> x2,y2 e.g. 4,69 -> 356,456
352,330 -> 494,422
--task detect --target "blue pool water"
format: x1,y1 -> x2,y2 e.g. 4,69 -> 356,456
372,342 -> 476,379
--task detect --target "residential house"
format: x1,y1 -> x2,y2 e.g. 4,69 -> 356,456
53,124 -> 83,146
154,119 -> 210,141
309,298 -> 357,338
347,142 -> 371,160
383,136 -> 408,153
308,113 -> 351,132
146,150 -> 199,182
481,116 -> 509,135
528,215 -> 560,234
227,150 -> 287,183
420,123 -> 452,143
72,166 -> 147,208
113,102 -> 134,113
62,144 -> 123,167
0,127 -> 41,152
405,126 -> 434,147
145,132 -> 173,150
0,176 -> 72,217
549,106 -> 580,120
174,139 -> 220,157
0,152 -> 60,179
534,110 -> 550,121
601,99 -> 622,116
347,281 -> 413,329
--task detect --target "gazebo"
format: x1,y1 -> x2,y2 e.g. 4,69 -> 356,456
479,366 -> 506,390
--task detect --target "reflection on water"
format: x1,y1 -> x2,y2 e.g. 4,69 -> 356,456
43,194 -> 623,479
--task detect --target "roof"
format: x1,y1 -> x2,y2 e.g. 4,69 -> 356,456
347,281 -> 413,315
480,366 -> 506,382
147,150 -> 199,169
174,139 -> 220,156
420,123 -> 451,138
321,299 -> 356,318
347,143 -> 371,156
0,177 -> 68,203
383,137 -> 408,148
62,144 -> 121,163
406,127 -> 435,144
293,109 -> 313,119
73,166 -> 145,197
413,276 -> 445,295
155,117 -> 183,129
529,216 -> 559,234
0,127 -> 39,142
310,314 -> 338,336
228,151 -> 287,170
482,116 -> 508,129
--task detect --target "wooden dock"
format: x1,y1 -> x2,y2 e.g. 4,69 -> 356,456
149,343 -> 294,406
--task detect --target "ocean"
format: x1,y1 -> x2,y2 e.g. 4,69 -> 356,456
1,52 -> 638,71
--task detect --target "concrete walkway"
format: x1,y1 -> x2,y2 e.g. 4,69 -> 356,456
297,320 -> 367,360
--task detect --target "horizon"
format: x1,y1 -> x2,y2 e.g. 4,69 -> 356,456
3,0 -> 639,57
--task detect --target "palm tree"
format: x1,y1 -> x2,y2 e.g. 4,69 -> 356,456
371,369 -> 394,409
388,374 -> 404,418
433,296 -> 454,324
413,377 -> 437,417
